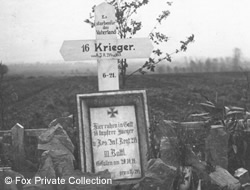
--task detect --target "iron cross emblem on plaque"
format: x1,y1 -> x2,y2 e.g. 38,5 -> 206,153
107,107 -> 118,118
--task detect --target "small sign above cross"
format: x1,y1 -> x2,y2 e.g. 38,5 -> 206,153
60,2 -> 153,91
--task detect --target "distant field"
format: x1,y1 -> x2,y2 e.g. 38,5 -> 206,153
1,72 -> 249,129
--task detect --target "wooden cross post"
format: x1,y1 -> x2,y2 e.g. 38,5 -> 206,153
95,3 -> 119,91
60,2 -> 153,91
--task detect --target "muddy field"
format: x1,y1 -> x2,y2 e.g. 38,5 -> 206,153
2,71 -> 248,130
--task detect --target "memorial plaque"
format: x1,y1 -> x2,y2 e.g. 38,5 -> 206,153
90,105 -> 141,179
77,90 -> 150,184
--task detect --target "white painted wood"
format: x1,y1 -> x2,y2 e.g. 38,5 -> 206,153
60,38 -> 153,61
97,59 -> 119,91
59,2 -> 153,91
95,2 -> 116,40
95,2 -> 118,91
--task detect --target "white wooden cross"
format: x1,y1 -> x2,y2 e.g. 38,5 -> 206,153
60,2 -> 153,91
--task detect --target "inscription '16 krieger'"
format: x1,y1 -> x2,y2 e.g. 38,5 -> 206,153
82,43 -> 135,53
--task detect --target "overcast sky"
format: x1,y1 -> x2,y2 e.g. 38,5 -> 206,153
0,0 -> 250,63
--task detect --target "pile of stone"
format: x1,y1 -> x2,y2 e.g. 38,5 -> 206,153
2,116 -> 250,190
23,117 -> 111,190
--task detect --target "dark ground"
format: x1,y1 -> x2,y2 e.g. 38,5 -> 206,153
2,72 -> 249,129
1,71 -> 250,186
